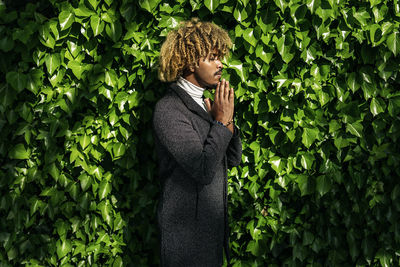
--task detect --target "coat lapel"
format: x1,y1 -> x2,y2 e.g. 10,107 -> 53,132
170,83 -> 213,122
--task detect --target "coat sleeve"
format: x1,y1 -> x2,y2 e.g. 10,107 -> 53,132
226,125 -> 242,168
153,102 -> 233,185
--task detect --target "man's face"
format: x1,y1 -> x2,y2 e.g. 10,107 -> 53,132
192,52 -> 223,89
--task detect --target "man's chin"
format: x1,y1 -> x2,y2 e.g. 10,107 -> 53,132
206,82 -> 218,90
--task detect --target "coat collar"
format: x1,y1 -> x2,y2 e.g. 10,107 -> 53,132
170,83 -> 213,122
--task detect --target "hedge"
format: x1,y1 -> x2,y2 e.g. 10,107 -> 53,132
0,0 -> 400,266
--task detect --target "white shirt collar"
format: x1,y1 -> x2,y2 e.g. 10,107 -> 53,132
176,77 -> 207,111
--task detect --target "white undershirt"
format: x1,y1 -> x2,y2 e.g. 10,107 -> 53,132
177,77 -> 207,111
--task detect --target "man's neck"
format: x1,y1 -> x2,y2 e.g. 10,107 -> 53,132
183,73 -> 203,88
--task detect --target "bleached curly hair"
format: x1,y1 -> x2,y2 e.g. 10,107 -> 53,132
158,18 -> 232,82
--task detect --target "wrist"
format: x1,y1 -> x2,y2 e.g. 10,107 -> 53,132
214,119 -> 233,127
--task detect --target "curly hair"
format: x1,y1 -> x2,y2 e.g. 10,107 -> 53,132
158,18 -> 232,82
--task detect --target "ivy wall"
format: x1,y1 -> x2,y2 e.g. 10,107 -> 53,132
1,0 -> 400,266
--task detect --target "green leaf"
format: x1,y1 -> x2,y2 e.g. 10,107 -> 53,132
316,175 -> 332,196
45,54 -> 61,76
346,72 -> 360,93
376,249 -> 392,267
255,44 -> 273,64
268,156 -> 284,174
6,71 -> 27,92
105,21 -> 122,42
113,142 -> 126,158
79,134 -> 90,150
228,60 -> 246,82
9,144 -> 31,159
274,0 -> 287,12
113,256 -> 123,267
105,69 -> 118,87
296,174 -> 313,196
0,35 -> 14,52
243,28 -> 257,47
307,0 -> 320,13
90,15 -> 105,36
370,97 -> 385,116
58,11 -> 75,31
56,239 -> 72,259
346,122 -> 363,138
67,60 -> 85,80
0,85 -> 16,107
139,0 -> 161,13
74,3 -> 96,17
302,127 -> 319,148
88,0 -> 99,9
79,173 -> 91,191
98,200 -> 112,226
204,0 -> 219,12
276,34 -> 294,63
233,4 -> 248,23
387,31 -> 400,56
98,180 -> 111,200
300,153 -> 315,170
353,9 -> 371,27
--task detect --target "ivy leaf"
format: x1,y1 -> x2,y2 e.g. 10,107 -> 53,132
347,72 -> 360,93
98,180 -> 111,200
346,122 -> 363,138
90,15 -> 105,36
233,5 -> 248,23
79,134 -> 90,150
316,175 -> 332,196
45,54 -> 61,76
307,0 -> 320,13
0,35 -> 14,52
256,44 -> 273,64
228,60 -> 246,82
105,69 -> 118,88
370,97 -> 386,116
6,71 -> 27,92
88,0 -> 99,9
58,11 -> 75,31
78,173 -> 91,192
106,21 -> 122,42
243,28 -> 257,47
67,60 -> 85,80
98,201 -> 113,226
268,156 -> 284,174
56,239 -> 72,259
296,174 -> 313,196
387,31 -> 400,56
353,8 -> 371,27
300,153 -> 315,170
302,127 -> 319,148
276,34 -> 294,63
9,143 -> 31,159
113,142 -> 126,158
139,0 -> 161,13
204,0 -> 219,13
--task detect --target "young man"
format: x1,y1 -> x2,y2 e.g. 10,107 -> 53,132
153,18 -> 242,266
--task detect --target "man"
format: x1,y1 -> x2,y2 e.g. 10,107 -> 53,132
153,18 -> 242,266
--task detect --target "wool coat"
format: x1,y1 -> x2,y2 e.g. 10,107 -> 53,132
153,83 -> 242,266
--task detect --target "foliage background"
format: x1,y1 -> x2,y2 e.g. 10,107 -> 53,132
1,0 -> 400,266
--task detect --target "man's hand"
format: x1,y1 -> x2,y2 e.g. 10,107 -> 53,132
204,79 -> 234,134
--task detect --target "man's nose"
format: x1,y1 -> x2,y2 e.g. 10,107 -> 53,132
216,59 -> 222,69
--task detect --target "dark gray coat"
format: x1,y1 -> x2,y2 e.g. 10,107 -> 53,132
153,83 -> 242,266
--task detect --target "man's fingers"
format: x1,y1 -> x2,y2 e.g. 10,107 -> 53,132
215,81 -> 220,102
204,98 -> 212,112
229,87 -> 234,102
225,80 -> 230,99
219,79 -> 225,101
